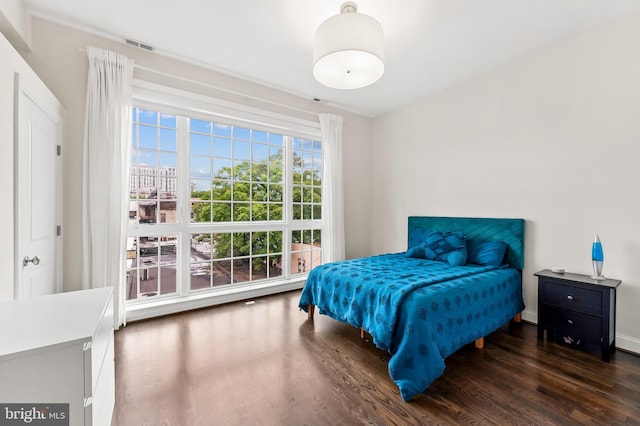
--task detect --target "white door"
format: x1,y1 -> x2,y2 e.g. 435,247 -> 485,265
15,73 -> 63,298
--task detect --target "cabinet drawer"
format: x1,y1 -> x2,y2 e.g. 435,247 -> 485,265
542,281 -> 602,315
541,305 -> 601,343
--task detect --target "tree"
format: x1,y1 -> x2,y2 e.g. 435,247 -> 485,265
190,149 -> 321,270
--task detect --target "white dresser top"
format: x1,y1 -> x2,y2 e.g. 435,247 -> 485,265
0,287 -> 113,358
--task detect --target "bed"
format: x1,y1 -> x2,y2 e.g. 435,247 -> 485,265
298,216 -> 525,401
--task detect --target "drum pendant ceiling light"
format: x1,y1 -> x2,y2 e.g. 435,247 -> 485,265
313,2 -> 385,90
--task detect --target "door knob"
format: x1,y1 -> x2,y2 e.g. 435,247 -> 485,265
23,256 -> 40,267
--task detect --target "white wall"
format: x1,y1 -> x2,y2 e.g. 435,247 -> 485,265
0,0 -> 30,49
17,17 -> 372,293
372,12 -> 640,353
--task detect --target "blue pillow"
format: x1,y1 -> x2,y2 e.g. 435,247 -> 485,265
467,240 -> 507,266
408,227 -> 431,249
423,231 -> 467,266
405,246 -> 426,258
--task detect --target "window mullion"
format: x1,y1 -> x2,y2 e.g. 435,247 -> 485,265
178,115 -> 191,297
282,135 -> 293,279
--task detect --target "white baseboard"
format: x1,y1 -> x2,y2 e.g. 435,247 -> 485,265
521,309 -> 537,324
615,333 -> 640,355
519,309 -> 639,356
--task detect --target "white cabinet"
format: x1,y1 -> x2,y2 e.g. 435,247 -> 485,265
0,288 -> 115,426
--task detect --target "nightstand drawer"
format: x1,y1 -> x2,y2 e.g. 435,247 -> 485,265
541,305 -> 601,342
542,281 -> 601,315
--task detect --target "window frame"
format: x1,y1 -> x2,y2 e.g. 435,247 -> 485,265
126,81 -> 323,311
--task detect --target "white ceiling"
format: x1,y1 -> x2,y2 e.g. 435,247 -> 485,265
24,0 -> 640,117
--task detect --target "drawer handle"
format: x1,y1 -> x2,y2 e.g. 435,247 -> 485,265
567,295 -> 575,301
567,319 -> 574,325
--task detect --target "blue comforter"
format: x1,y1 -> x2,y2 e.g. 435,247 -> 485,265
298,253 -> 524,401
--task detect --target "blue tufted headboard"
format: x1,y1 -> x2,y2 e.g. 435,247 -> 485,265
407,216 -> 526,270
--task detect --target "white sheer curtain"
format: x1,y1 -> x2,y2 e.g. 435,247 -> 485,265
319,113 -> 345,263
82,46 -> 134,329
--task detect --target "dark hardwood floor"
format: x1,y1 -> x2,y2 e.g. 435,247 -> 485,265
112,290 -> 640,425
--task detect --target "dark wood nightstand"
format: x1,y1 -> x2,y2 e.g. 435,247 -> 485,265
535,269 -> 621,362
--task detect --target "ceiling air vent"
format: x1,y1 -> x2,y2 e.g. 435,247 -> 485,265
124,38 -> 154,52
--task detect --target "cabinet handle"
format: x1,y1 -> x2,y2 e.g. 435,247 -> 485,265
567,295 -> 574,301
567,319 -> 574,325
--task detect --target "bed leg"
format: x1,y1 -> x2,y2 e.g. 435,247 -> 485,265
360,328 -> 365,339
307,304 -> 315,320
475,337 -> 484,349
514,312 -> 522,323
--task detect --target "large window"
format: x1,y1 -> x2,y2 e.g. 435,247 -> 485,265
126,106 -> 322,303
